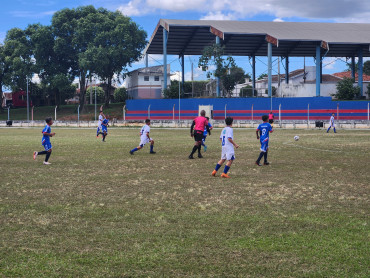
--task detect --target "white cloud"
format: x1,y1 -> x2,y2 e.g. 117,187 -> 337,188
116,0 -> 370,23
273,18 -> 284,22
200,11 -> 236,21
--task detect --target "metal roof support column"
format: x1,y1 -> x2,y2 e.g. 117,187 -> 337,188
163,28 -> 168,91
315,45 -> 321,97
268,42 -> 272,97
216,36 -> 221,97
181,54 -> 185,92
252,55 -> 256,96
320,56 -> 323,83
358,48 -> 363,96
351,57 -> 356,80
285,56 -> 289,84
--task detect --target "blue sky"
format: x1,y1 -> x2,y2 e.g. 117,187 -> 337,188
1,0 -> 369,82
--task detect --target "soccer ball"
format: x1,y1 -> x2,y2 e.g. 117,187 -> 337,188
294,135 -> 299,141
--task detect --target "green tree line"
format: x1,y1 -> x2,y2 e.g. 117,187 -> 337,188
0,5 -> 146,109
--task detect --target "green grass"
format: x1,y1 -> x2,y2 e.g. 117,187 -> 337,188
0,128 -> 369,277
0,103 -> 125,121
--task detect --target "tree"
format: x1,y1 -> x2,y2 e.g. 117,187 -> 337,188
163,80 -> 184,99
28,24 -> 75,108
198,43 -> 238,97
346,60 -> 370,76
2,27 -> 36,91
258,73 -> 267,80
113,87 -> 128,103
67,7 -> 146,107
0,44 -> 10,109
240,85 -> 257,97
334,78 -> 360,100
85,86 -> 105,104
222,66 -> 246,97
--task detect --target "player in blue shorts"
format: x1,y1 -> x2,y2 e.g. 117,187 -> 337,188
101,117 -> 109,142
255,115 -> 274,166
201,117 -> 213,152
326,113 -> 337,133
33,117 -> 55,165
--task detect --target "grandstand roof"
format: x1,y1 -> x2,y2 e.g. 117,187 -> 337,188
145,19 -> 370,57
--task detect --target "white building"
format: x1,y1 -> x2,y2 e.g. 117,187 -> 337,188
255,66 -> 369,98
125,65 -> 171,99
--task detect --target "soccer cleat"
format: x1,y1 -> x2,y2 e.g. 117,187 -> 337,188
43,161 -> 51,165
211,170 -> 217,176
150,151 -> 156,154
204,145 -> 207,152
198,154 -> 203,158
221,173 -> 230,178
33,151 -> 38,160
129,151 -> 134,155
255,161 -> 262,166
188,155 -> 194,159
264,162 -> 270,165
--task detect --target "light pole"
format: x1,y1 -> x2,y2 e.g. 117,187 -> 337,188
94,77 -> 97,121
178,72 -> 181,123
26,76 -> 29,122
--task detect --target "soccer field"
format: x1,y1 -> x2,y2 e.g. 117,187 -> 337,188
0,127 -> 369,277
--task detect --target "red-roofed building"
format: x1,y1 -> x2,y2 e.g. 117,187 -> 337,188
333,71 -> 370,82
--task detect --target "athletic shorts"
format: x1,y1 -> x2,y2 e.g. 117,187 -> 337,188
260,139 -> 269,152
102,126 -> 108,133
202,135 -> 207,141
140,137 -> 152,147
221,148 -> 235,161
269,119 -> 274,124
193,130 -> 203,142
42,142 -> 52,151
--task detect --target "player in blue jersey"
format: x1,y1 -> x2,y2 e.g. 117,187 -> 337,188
101,117 -> 109,142
326,113 -> 337,133
201,117 -> 213,152
211,117 -> 239,178
33,117 -> 55,165
255,115 -> 274,166
130,119 -> 156,155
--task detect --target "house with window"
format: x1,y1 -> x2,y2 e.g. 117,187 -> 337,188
125,65 -> 171,99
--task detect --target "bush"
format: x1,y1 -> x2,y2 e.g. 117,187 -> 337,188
113,87 -> 128,103
334,78 -> 360,100
265,86 -> 277,96
239,85 -> 257,97
86,86 -> 105,103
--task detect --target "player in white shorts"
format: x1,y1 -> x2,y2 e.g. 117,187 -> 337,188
97,110 -> 104,137
211,117 -> 239,178
326,113 -> 337,133
129,119 -> 156,155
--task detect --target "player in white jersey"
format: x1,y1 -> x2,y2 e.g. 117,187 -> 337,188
97,110 -> 105,137
211,117 -> 239,178
129,119 -> 156,155
326,113 -> 337,133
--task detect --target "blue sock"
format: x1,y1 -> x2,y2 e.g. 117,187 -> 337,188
223,165 -> 230,174
215,164 -> 221,171
97,128 -> 99,136
131,147 -> 138,153
334,127 -> 336,133
150,145 -> 153,152
327,127 -> 331,132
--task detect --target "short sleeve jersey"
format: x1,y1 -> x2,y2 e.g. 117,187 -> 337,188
98,115 -> 103,125
220,126 -> 234,151
42,124 -> 51,144
102,119 -> 109,126
140,125 -> 150,140
257,122 -> 272,142
203,122 -> 212,136
330,116 -> 334,125
194,116 -> 208,132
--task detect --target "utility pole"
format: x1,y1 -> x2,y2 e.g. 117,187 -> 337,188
303,56 -> 306,83
277,57 -> 280,96
191,62 -> 194,98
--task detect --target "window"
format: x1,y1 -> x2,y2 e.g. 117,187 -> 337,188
154,76 -> 159,81
144,76 -> 149,81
